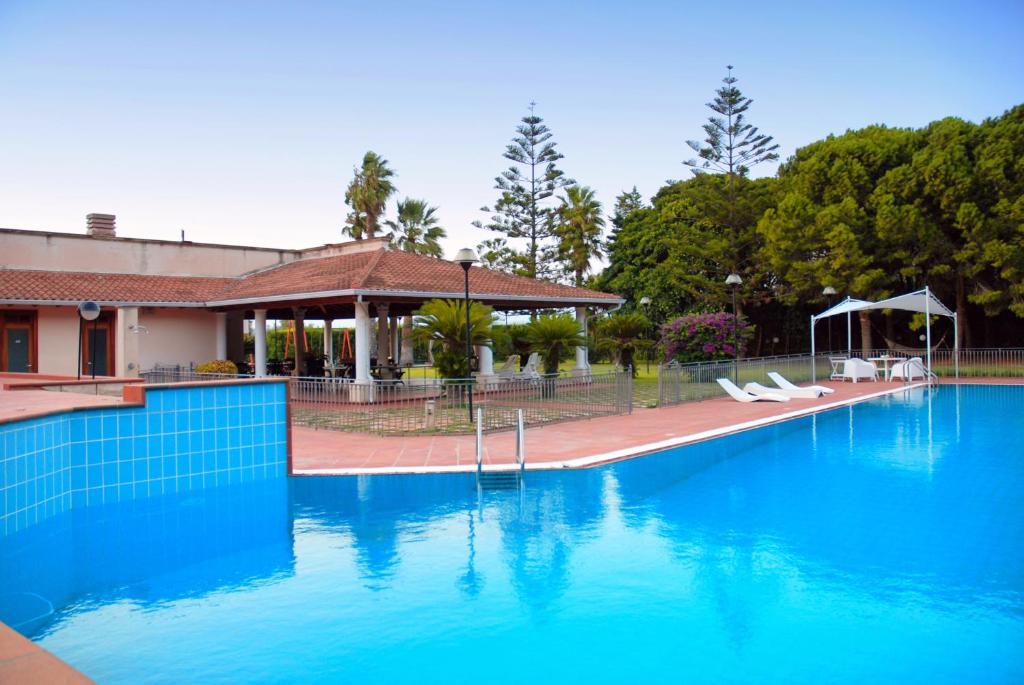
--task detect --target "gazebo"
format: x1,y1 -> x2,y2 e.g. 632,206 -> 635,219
206,244 -> 624,382
810,286 -> 958,380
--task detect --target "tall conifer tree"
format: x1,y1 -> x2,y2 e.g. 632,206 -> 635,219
475,103 -> 573,279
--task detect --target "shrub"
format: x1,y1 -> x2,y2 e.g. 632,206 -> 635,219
660,312 -> 754,363
195,359 -> 238,375
525,314 -> 586,375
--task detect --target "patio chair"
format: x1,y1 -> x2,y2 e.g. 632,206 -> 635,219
717,378 -> 789,403
767,371 -> 835,395
840,358 -> 878,383
496,354 -> 521,379
744,381 -> 824,399
890,356 -> 926,381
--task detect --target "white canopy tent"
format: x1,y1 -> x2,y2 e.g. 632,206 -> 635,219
810,286 -> 958,381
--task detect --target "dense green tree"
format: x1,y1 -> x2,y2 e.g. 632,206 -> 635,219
385,198 -> 446,257
555,185 -> 605,286
968,105 -> 1024,317
600,174 -> 777,323
344,151 -> 397,239
474,103 -> 573,279
873,118 -> 983,346
758,125 -> 919,352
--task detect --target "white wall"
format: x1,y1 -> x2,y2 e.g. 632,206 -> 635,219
138,309 -> 219,370
36,307 -> 80,376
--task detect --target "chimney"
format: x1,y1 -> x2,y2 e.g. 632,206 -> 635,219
86,213 -> 116,238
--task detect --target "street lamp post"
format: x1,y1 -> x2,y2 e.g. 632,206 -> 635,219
639,296 -> 652,374
455,248 -> 479,424
77,301 -> 102,380
725,273 -> 742,384
822,286 -> 837,354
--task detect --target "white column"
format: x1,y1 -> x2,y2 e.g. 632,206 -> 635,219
215,312 -> 228,360
323,319 -> 333,363
400,316 -> 415,365
574,306 -> 590,375
115,306 -> 140,377
354,301 -> 372,383
254,309 -> 267,377
476,344 -> 495,386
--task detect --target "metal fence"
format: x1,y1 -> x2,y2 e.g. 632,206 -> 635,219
656,353 -> 832,407
141,366 -> 633,435
140,347 -> 1023,432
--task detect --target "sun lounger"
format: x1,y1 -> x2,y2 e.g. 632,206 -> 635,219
495,354 -> 521,379
717,378 -> 789,402
744,381 -> 823,399
767,371 -> 835,395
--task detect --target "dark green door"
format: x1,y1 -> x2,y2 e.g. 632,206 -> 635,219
5,327 -> 31,372
86,327 -> 109,376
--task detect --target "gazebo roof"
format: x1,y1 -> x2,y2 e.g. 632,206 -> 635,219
0,247 -> 623,312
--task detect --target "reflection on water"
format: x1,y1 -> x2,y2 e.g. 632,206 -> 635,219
1,386 -> 1022,684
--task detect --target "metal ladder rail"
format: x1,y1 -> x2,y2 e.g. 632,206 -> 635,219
514,408 -> 526,473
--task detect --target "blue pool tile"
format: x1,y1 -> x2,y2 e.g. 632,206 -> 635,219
70,416 -> 86,443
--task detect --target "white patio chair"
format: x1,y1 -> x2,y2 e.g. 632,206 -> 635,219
840,358 -> 878,383
828,357 -> 848,380
890,356 -> 926,381
717,378 -> 789,403
768,371 -> 835,395
745,381 -> 823,399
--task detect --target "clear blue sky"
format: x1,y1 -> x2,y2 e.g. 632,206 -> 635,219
2,0 -> 1022,258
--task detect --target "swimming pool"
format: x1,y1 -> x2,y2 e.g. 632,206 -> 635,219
2,384 -> 1022,683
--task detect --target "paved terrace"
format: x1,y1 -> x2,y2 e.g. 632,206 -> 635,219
293,379 -> 961,475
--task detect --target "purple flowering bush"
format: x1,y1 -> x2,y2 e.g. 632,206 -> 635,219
660,312 -> 754,362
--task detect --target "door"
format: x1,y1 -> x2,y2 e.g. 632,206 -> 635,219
82,320 -> 113,377
4,327 -> 32,372
0,311 -> 37,373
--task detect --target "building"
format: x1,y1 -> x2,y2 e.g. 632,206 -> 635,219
0,214 -> 623,380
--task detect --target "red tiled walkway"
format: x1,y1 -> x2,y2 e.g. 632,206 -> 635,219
293,380 -> 933,474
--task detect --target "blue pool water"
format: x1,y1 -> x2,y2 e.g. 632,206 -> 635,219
2,385 -> 1022,683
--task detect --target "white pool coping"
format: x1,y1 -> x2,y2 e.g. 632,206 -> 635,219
291,382 -> 930,477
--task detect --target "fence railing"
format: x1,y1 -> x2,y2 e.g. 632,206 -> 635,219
141,365 -> 633,435
656,353 -> 832,407
141,347 -> 1022,431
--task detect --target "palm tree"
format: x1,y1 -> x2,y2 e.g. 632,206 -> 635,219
555,185 -> 605,286
593,312 -> 653,377
525,314 -> 586,375
387,199 -> 448,364
385,198 -> 446,257
343,151 -> 397,239
413,299 -> 493,378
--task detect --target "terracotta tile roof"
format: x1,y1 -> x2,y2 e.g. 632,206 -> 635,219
1,248 -> 622,307
215,250 -> 376,300
0,269 -> 234,304
213,248 -> 620,304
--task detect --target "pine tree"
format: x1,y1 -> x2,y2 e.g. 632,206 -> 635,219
685,66 -> 780,180
474,103 -> 573,279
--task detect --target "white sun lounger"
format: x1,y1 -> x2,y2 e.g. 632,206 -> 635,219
717,378 -> 789,403
744,381 -> 823,399
767,371 -> 835,395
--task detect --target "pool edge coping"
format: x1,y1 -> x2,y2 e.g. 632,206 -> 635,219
292,382 -> 931,476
